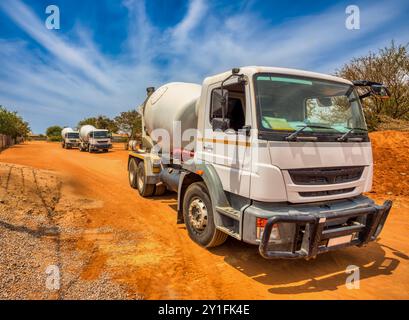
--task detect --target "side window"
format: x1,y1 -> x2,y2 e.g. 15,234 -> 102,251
210,85 -> 246,131
210,89 -> 224,120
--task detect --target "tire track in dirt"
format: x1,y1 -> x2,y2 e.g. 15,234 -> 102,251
0,164 -> 13,194
20,167 -> 25,193
1,161 -> 131,299
5,165 -> 13,191
31,169 -> 63,300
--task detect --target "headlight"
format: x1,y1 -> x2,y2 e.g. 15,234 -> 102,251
256,217 -> 280,240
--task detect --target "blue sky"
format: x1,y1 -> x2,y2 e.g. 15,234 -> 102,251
0,0 -> 408,133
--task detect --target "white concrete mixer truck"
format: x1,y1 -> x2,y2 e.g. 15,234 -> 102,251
61,127 -> 80,149
79,125 -> 112,153
128,66 -> 393,260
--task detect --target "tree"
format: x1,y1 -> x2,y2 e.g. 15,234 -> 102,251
0,105 -> 30,138
336,41 -> 409,130
46,125 -> 63,137
78,115 -> 118,133
114,110 -> 142,139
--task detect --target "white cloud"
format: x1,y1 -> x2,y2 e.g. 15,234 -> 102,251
0,0 -> 114,93
0,0 -> 407,133
171,0 -> 207,44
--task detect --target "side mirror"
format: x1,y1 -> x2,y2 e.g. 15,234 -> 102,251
371,84 -> 390,99
212,118 -> 230,131
353,80 -> 390,101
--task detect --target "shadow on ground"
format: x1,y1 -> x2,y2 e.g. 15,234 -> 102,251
210,237 -> 406,294
148,192 -> 407,295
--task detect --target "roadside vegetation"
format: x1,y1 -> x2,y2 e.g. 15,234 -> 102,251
45,125 -> 63,142
77,110 -> 141,139
78,115 -> 118,133
336,41 -> 409,131
0,105 -> 30,139
44,110 -> 142,142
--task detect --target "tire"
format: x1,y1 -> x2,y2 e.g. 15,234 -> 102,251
136,161 -> 154,197
128,158 -> 138,189
183,182 -> 228,248
154,184 -> 167,196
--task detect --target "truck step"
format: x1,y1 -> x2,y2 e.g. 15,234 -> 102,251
216,206 -> 241,220
216,226 -> 241,240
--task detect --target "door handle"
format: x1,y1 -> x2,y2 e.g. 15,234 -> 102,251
203,144 -> 213,151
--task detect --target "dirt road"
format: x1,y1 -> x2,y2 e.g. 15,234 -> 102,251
1,134 -> 409,299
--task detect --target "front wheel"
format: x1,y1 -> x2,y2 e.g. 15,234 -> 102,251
183,182 -> 228,248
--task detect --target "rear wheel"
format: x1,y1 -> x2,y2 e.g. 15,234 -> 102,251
183,182 -> 228,248
128,158 -> 138,189
137,161 -> 155,197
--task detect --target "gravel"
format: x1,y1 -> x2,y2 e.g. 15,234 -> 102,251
0,163 -> 133,300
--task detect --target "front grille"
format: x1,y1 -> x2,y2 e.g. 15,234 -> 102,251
289,166 -> 364,185
299,187 -> 355,197
97,140 -> 109,143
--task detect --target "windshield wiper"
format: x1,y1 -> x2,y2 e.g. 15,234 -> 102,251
285,124 -> 334,141
337,127 -> 368,142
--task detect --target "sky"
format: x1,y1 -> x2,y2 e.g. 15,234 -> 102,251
0,0 -> 408,133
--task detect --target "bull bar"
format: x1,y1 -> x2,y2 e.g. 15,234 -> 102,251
259,200 -> 393,259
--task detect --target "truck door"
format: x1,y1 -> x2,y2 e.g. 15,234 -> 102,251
199,79 -> 252,198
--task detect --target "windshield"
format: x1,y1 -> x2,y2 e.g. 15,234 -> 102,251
92,131 -> 109,138
254,74 -> 367,139
67,132 -> 79,139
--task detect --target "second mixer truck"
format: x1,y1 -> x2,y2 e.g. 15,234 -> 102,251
79,125 -> 112,153
61,127 -> 80,149
127,66 -> 392,260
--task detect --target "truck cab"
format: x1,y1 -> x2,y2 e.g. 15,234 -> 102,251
88,130 -> 112,152
128,66 -> 392,259
62,131 -> 80,149
79,127 -> 113,153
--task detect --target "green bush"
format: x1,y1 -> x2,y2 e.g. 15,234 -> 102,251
48,135 -> 62,142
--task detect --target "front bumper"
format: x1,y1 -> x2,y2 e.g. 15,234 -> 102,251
90,144 -> 112,150
258,200 -> 392,259
66,142 -> 79,148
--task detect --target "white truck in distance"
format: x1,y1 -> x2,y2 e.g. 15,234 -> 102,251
79,125 -> 112,153
128,66 -> 392,260
61,127 -> 80,149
